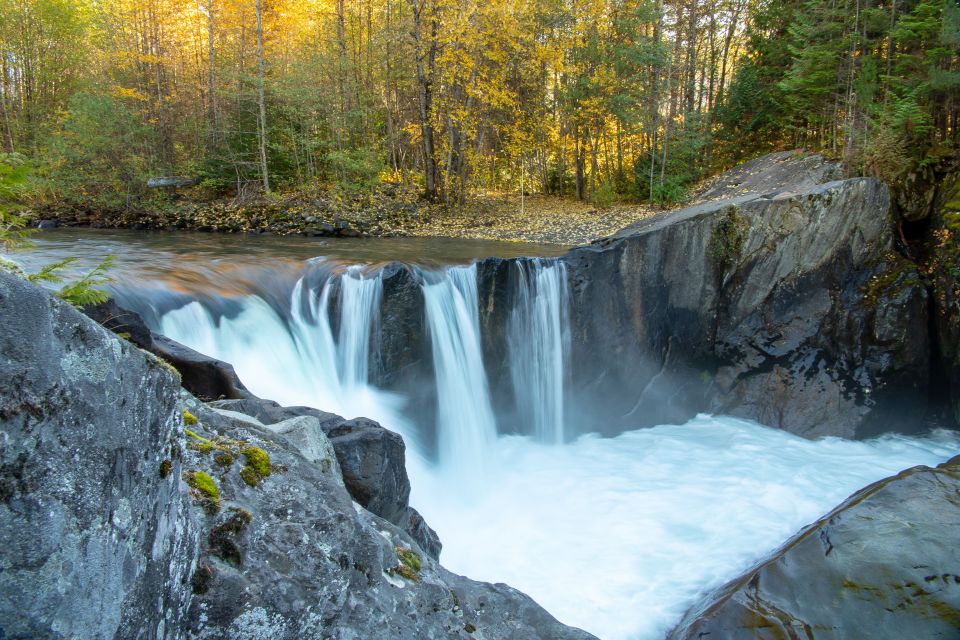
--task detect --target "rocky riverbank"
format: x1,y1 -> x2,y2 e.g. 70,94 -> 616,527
32,183 -> 656,246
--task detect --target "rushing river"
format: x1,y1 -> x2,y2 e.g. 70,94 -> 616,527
18,229 -> 960,640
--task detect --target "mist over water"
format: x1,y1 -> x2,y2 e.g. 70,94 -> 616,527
108,253 -> 959,640
412,418 -> 958,639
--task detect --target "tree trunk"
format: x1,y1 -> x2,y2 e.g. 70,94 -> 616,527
206,0 -> 219,151
410,0 -> 439,202
255,0 -> 270,194
575,124 -> 585,201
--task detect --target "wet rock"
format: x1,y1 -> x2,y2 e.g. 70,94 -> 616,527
83,297 -> 155,347
668,455 -> 960,640
0,272 -> 198,640
151,334 -> 252,401
82,300 -> 252,402
36,218 -> 57,229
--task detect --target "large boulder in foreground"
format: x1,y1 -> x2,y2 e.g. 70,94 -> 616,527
1,273 -> 589,639
554,153 -> 931,438
668,455 -> 960,639
178,395 -> 596,640
0,271 -> 198,639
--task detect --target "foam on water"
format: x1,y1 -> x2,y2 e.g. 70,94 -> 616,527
412,416 -> 958,639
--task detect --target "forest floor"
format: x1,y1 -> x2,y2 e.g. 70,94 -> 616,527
396,193 -> 658,245
34,185 -> 661,247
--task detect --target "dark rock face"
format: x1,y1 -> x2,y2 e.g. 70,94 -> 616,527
0,272 -> 198,640
83,299 -> 252,401
555,174 -> 932,438
374,261 -> 429,389
325,417 -> 411,525
179,395 -> 595,640
668,455 -> 960,640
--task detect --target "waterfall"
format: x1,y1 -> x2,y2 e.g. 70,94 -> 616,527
334,267 -> 382,388
159,264 -> 416,442
286,265 -> 381,397
508,259 -> 570,444
421,264 -> 498,485
156,258 -> 568,476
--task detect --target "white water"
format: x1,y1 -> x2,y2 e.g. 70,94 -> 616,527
413,416 -> 958,639
160,267 -> 414,444
508,259 -> 570,443
155,261 -> 960,640
422,264 -> 498,489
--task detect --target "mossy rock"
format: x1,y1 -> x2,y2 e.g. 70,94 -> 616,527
390,546 -> 422,582
709,206 -> 749,276
239,446 -> 272,487
240,466 -> 261,487
214,452 -> 235,468
185,470 -> 220,513
185,429 -> 214,454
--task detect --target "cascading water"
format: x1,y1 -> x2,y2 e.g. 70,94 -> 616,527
421,264 -> 498,487
336,268 -> 381,387
159,263 -> 414,443
76,246 -> 958,640
507,258 -> 570,443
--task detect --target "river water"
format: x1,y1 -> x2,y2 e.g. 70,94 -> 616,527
16,229 -> 960,640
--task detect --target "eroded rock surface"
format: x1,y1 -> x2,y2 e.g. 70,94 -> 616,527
668,455 -> 960,640
0,271 -> 198,640
178,394 -> 595,640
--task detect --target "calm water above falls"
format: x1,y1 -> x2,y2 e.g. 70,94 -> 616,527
20,230 -> 960,640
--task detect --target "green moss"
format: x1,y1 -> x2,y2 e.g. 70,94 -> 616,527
240,465 -> 261,487
708,206 -> 749,276
186,470 -> 219,501
241,446 -> 271,477
397,547 -> 421,572
390,546 -> 422,582
159,459 -> 172,479
183,409 -> 198,426
184,470 -> 220,514
185,429 -> 214,454
214,452 -> 235,468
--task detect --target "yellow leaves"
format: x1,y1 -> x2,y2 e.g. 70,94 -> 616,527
111,86 -> 149,102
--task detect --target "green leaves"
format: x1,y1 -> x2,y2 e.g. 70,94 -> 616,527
24,255 -> 115,307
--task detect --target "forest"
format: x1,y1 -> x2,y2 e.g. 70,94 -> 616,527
0,0 -> 957,211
